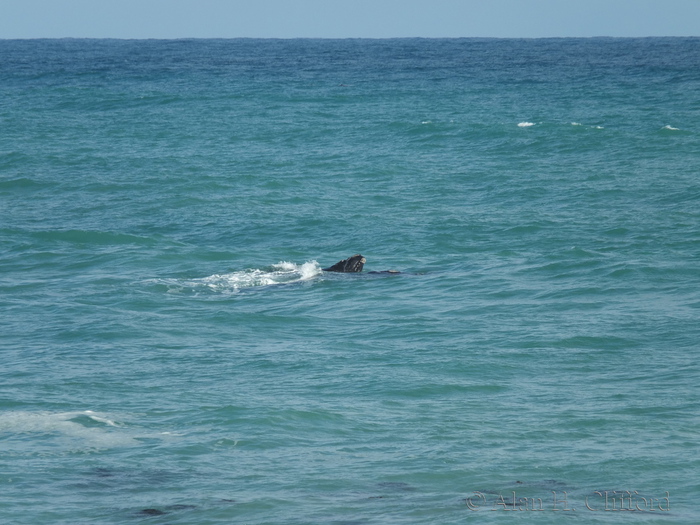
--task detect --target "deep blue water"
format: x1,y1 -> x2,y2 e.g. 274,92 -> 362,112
1,38 -> 699,524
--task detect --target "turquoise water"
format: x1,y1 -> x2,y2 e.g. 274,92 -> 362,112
1,38 -> 699,524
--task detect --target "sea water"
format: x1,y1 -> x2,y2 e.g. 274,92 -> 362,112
1,38 -> 699,524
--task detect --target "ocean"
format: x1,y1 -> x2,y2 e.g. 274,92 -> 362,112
1,37 -> 699,524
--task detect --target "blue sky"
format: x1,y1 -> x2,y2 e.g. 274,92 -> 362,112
2,0 -> 699,39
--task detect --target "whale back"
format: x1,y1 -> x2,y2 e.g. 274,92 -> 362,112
323,254 -> 366,273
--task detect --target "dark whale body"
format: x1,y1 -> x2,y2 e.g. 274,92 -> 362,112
323,254 -> 366,272
323,254 -> 399,274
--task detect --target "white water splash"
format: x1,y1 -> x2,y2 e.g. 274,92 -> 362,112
572,122 -> 604,129
517,121 -> 535,127
158,260 -> 323,294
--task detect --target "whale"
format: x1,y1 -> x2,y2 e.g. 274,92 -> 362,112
323,254 -> 400,274
323,254 -> 366,272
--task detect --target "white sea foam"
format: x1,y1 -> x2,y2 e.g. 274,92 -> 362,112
82,410 -> 120,426
662,125 -> 680,130
572,122 -> 604,129
163,260 -> 324,294
0,410 -> 137,451
517,121 -> 535,127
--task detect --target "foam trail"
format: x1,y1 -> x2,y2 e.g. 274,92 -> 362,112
0,410 -> 137,450
160,260 -> 324,294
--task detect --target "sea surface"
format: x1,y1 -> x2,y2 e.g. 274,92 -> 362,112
1,38 -> 699,524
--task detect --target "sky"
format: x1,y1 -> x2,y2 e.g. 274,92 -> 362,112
1,0 -> 699,39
